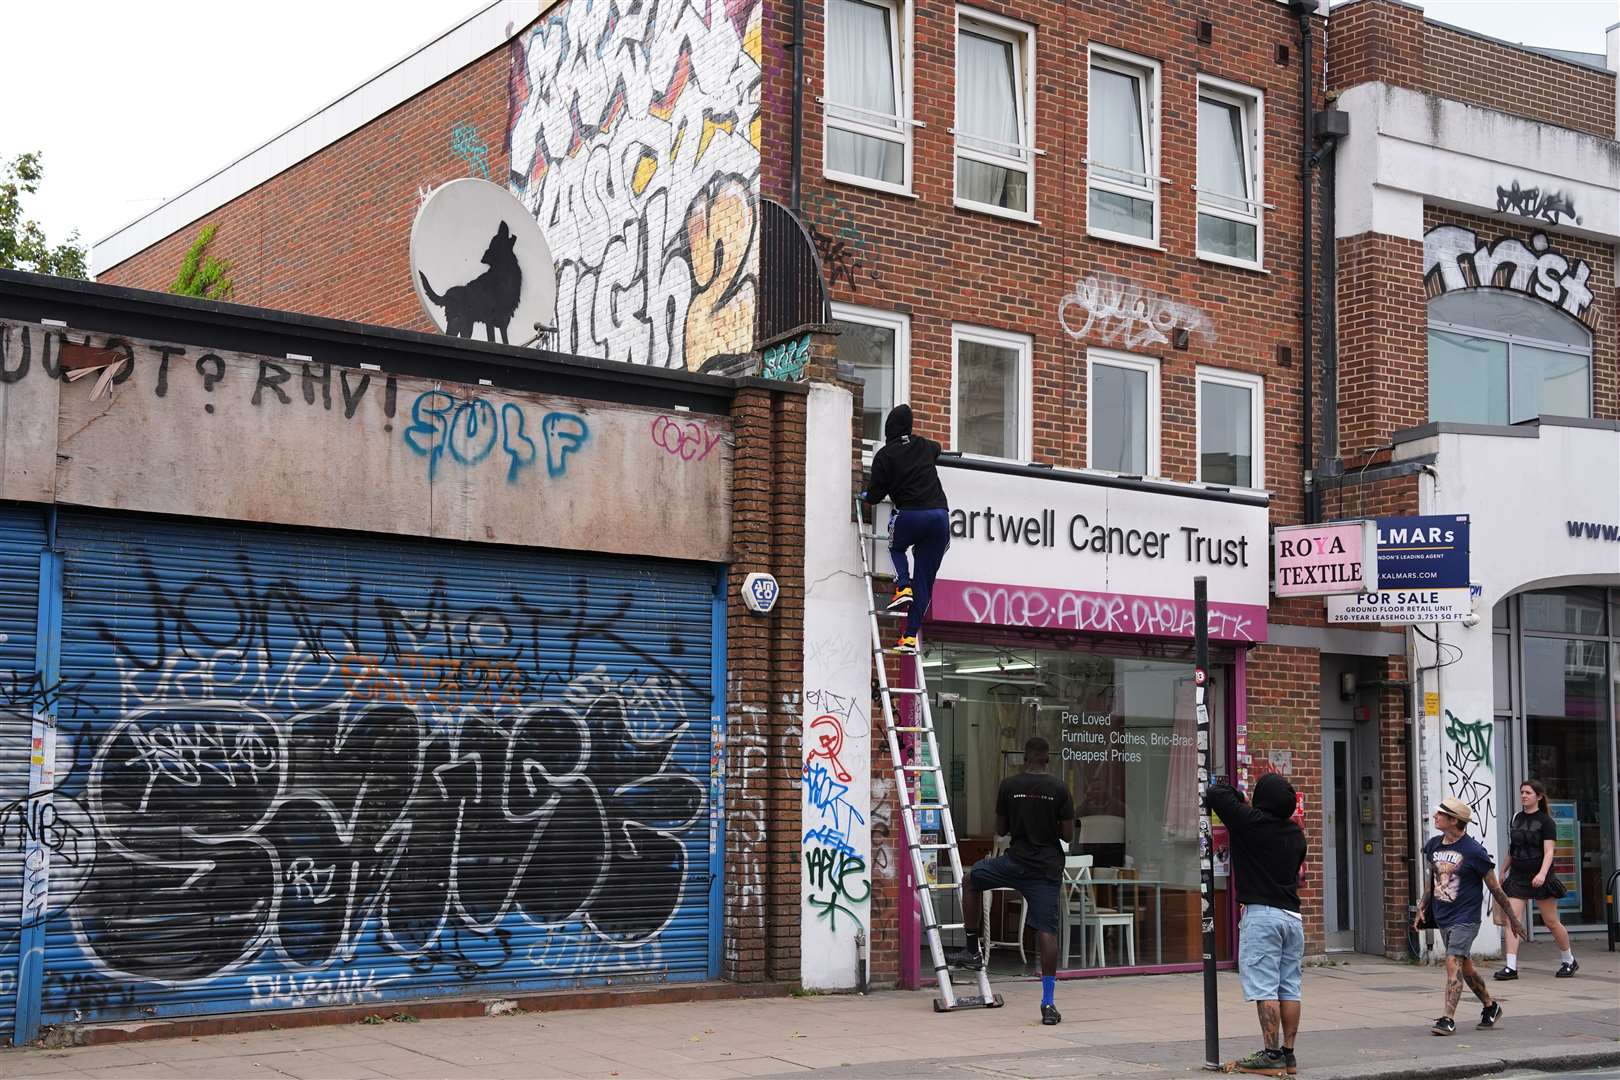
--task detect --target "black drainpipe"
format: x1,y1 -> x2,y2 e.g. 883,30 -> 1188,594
790,0 -> 807,211
1289,0 -> 1318,522
1318,135 -> 1340,473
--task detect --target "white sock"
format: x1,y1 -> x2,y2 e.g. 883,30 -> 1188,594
1560,950 -> 1574,964
1503,954 -> 1517,970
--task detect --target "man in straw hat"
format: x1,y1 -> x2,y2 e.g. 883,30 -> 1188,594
1413,796 -> 1525,1036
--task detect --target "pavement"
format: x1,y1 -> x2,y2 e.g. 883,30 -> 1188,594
1,941 -> 1614,1080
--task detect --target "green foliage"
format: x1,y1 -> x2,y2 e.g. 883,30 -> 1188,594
0,152 -> 88,279
170,222 -> 234,300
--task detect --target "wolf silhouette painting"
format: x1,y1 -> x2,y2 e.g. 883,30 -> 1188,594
419,220 -> 523,343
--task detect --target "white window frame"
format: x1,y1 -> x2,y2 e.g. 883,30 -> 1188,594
1085,45 -> 1162,249
950,323 -> 1033,463
1195,365 -> 1265,489
832,301 -> 912,453
822,0 -> 916,196
1085,349 -> 1161,477
1196,77 -> 1266,270
953,6 -> 1038,223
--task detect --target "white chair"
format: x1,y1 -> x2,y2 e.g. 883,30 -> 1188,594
982,836 -> 1028,964
1058,854 -> 1093,965
1062,857 -> 1137,967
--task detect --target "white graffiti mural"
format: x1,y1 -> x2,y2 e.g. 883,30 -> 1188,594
506,0 -> 763,374
1423,225 -> 1595,324
1058,273 -> 1216,350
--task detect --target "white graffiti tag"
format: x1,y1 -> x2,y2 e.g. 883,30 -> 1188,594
1059,274 -> 1216,349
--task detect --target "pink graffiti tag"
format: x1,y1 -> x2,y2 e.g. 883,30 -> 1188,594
650,414 -> 724,462
806,714 -> 852,782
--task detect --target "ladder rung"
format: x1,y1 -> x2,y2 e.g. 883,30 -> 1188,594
878,647 -> 921,656
891,725 -> 932,733
911,843 -> 952,851
881,687 -> 924,696
922,882 -> 959,891
906,803 -> 948,812
859,532 -> 892,541
900,764 -> 941,773
869,609 -> 906,618
926,922 -> 966,932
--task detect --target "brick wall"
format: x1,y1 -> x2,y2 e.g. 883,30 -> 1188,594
100,49 -> 511,333
1329,0 -> 1617,139
1334,232 -> 1426,459
725,381 -> 809,983
1378,652 -> 1412,959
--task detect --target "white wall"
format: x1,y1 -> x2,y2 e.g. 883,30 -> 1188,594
800,383 -> 875,988
1409,422 -> 1620,955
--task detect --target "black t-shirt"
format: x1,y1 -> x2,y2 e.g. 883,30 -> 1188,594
997,771 -> 1074,882
1507,810 -> 1556,881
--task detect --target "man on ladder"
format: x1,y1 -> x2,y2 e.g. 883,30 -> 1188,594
860,404 -> 950,655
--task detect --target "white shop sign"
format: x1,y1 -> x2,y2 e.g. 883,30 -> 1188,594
1325,588 -> 1473,624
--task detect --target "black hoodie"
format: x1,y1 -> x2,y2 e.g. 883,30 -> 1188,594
862,404 -> 949,510
1206,774 -> 1307,913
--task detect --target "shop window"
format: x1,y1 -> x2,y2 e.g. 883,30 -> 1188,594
955,9 -> 1035,217
1196,367 -> 1263,488
952,325 -> 1031,460
833,303 -> 910,447
1196,79 -> 1264,267
1087,48 -> 1160,245
1521,587 -> 1607,636
1088,351 -> 1159,475
824,0 -> 912,191
1427,290 -> 1591,424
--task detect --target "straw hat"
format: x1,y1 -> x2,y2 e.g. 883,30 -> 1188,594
1438,796 -> 1473,825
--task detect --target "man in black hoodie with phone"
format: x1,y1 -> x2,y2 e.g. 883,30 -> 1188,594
861,404 -> 950,655
1206,773 -> 1307,1077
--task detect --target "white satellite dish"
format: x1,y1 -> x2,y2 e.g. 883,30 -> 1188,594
410,178 -> 557,346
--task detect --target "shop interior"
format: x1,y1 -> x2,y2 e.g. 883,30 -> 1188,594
914,639 -> 1234,975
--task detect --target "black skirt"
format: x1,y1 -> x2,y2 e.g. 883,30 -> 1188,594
1504,874 -> 1552,901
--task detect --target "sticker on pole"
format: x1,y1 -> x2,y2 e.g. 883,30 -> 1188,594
741,573 -> 780,614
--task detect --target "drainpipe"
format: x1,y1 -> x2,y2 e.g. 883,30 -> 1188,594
1316,122 -> 1344,474
790,0 -> 806,211
1288,0 -> 1318,523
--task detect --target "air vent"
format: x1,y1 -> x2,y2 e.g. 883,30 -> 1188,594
1276,43 -> 1290,65
1197,20 -> 1213,44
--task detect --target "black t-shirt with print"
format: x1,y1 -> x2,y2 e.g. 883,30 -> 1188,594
1506,810 -> 1556,883
997,771 -> 1075,882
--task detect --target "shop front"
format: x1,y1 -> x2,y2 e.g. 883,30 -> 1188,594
894,459 -> 1270,984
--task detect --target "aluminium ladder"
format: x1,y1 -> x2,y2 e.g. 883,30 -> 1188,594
857,497 -> 1003,1013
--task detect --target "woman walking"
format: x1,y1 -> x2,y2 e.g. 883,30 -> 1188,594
1495,779 -> 1578,979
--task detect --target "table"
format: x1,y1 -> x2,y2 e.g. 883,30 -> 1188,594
1060,876 -> 1174,968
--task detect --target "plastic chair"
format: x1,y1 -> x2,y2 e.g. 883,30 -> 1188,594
983,836 -> 1027,964
1059,854 -> 1093,965
1063,859 -> 1136,967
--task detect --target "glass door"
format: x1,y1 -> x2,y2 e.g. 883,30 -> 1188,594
1321,729 -> 1356,951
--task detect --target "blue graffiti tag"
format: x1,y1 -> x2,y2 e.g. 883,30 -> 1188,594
803,761 -> 865,834
404,392 -> 587,483
801,825 -> 858,857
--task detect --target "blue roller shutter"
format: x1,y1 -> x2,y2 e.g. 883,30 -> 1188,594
0,507 -> 45,1044
41,511 -> 718,1024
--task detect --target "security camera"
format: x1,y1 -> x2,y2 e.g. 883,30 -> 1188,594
1460,613 -> 1480,628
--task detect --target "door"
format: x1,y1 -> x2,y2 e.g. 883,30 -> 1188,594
38,511 -> 719,1025
1321,729 -> 1356,951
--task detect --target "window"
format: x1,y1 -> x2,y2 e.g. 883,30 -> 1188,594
825,0 -> 911,192
955,9 -> 1035,217
1427,290 -> 1592,424
832,303 -> 910,447
1197,367 -> 1264,488
1087,48 -> 1160,245
1197,79 -> 1263,266
951,325 -> 1031,460
1087,351 -> 1159,475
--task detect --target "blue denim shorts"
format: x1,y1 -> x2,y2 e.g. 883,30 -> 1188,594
969,854 -> 1061,934
1238,904 -> 1305,1002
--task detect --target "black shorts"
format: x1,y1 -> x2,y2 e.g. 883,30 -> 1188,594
968,854 -> 1061,934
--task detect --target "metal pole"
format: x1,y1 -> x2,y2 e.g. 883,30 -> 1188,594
1195,576 -> 1220,1070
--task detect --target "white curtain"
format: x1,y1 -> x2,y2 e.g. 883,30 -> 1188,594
827,0 -> 899,180
1198,97 -> 1247,210
1090,66 -> 1145,186
957,30 -> 1019,205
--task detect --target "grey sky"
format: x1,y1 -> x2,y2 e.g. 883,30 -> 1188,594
2,0 -> 1615,266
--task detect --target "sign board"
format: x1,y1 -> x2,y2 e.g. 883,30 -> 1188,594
1325,588 -> 1472,624
1273,520 -> 1377,596
411,178 -> 557,346
1549,800 -> 1581,912
922,463 -> 1271,643
741,573 -> 780,614
1375,515 -> 1469,589
1423,692 -> 1440,719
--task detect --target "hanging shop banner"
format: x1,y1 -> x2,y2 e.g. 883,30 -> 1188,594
1374,515 -> 1470,589
1324,588 -> 1472,624
1272,520 -> 1377,596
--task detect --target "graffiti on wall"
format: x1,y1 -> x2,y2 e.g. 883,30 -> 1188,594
1495,180 -> 1579,226
506,0 -> 763,374
1058,274 -> 1216,350
450,123 -> 492,179
802,192 -> 873,291
1423,225 -> 1594,325
20,553 -> 713,1020
1442,709 -> 1493,841
802,696 -> 870,933
761,335 -> 809,382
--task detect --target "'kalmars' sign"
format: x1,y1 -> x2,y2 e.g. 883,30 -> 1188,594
1376,515 -> 1470,589
914,461 -> 1270,642
1325,588 -> 1472,625
1272,520 -> 1376,597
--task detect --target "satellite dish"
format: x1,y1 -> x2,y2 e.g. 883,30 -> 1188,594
410,178 -> 557,346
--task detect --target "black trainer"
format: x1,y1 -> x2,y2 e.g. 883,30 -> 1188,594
1041,1003 -> 1061,1026
1478,1001 -> 1503,1029
1282,1049 -> 1298,1075
1556,959 -> 1579,978
1431,1016 -> 1456,1036
1492,966 -> 1518,981
944,944 -> 984,970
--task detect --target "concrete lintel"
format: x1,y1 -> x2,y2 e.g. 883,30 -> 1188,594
1265,621 -> 1406,657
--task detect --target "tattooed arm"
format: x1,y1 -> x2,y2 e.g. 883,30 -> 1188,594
1412,862 -> 1433,931
1485,869 -> 1526,939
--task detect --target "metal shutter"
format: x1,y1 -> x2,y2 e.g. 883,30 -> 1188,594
42,511 -> 718,1024
0,508 -> 45,1044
